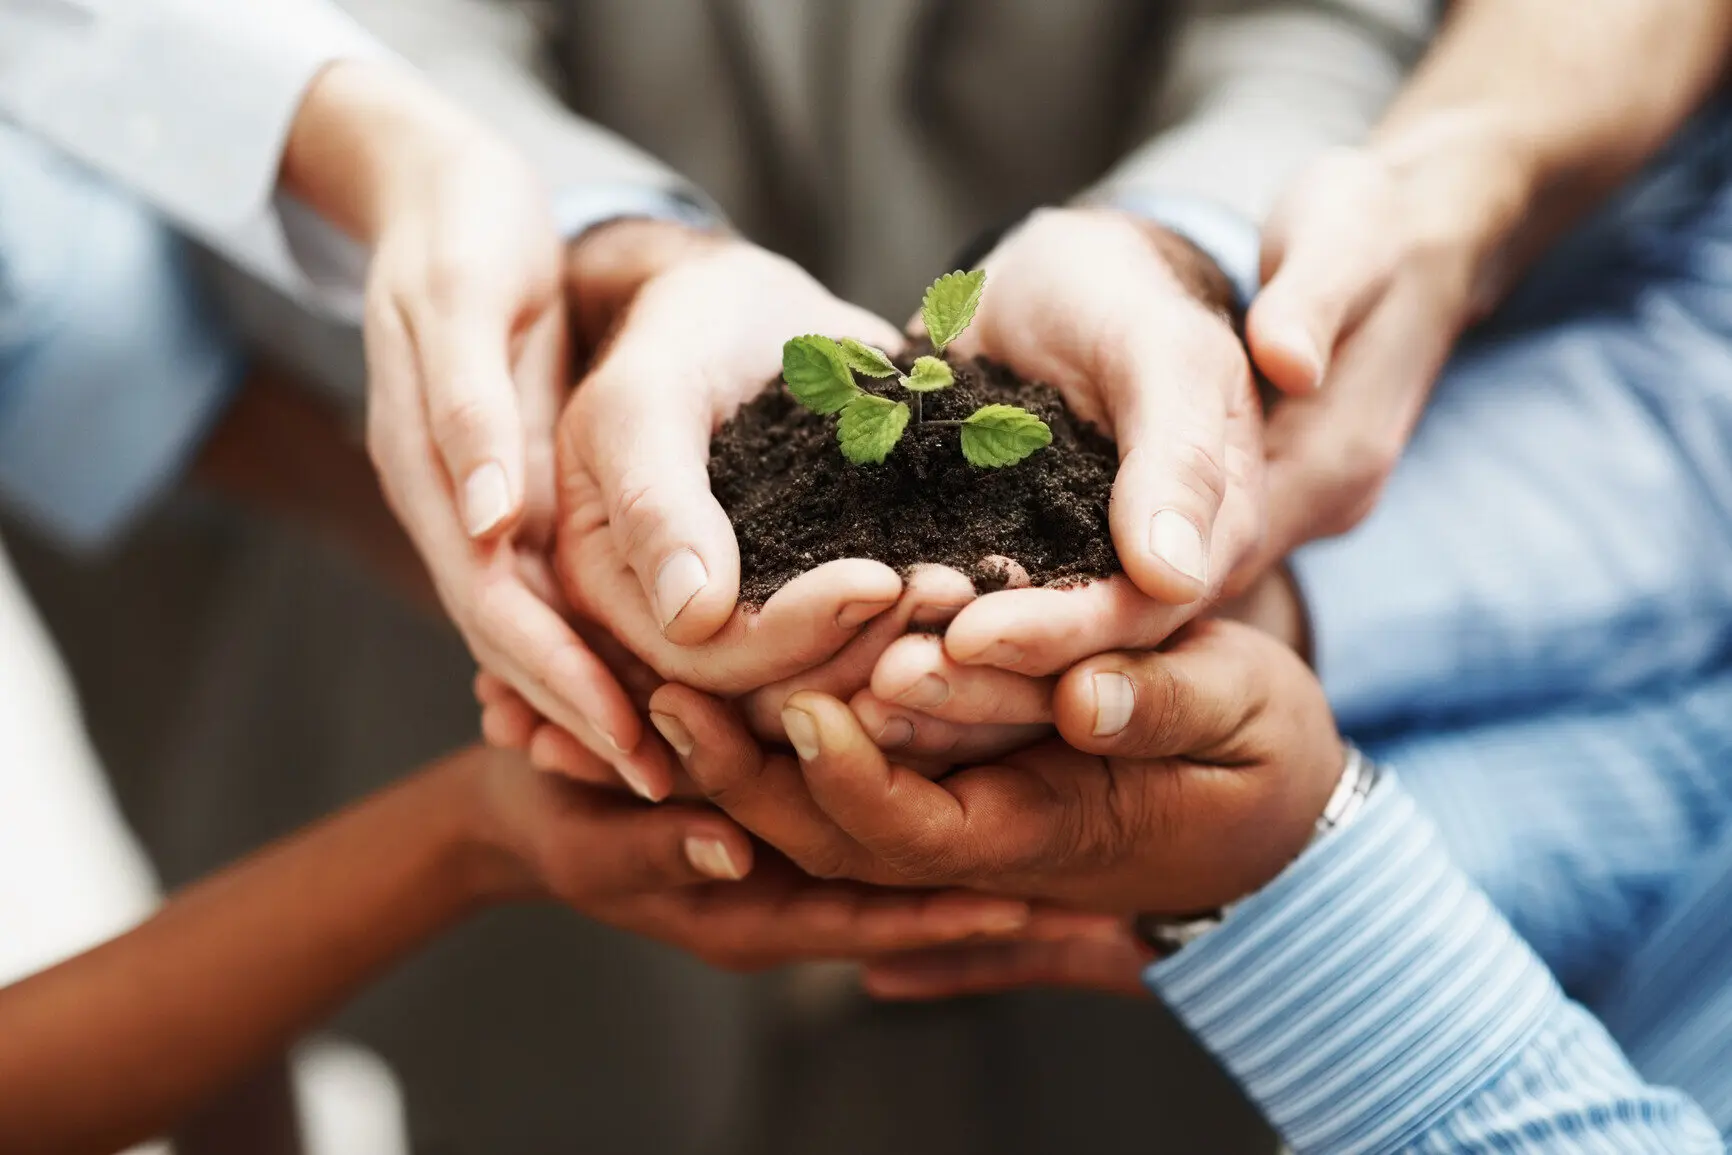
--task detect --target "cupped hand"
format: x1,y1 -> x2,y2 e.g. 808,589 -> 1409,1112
553,225 -> 911,690
923,207 -> 1266,680
651,619 -> 1344,915
1239,143 -> 1506,577
463,744 -> 1111,971
285,61 -> 663,795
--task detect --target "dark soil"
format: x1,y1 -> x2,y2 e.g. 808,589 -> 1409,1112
710,350 -> 1122,606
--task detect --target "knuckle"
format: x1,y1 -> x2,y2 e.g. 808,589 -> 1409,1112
424,256 -> 475,313
1134,666 -> 1190,752
1170,437 -> 1230,514
431,397 -> 495,459
875,828 -> 963,886
793,843 -> 857,883
607,469 -> 665,555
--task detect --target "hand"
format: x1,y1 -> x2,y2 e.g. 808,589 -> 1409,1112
552,222 -> 912,693
923,206 -> 1265,681
458,745 -> 1108,971
651,619 -> 1344,914
1238,143 -> 1513,577
283,61 -> 662,793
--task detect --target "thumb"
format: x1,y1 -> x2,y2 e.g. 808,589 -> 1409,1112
1052,622 -> 1274,760
1249,159 -> 1397,395
565,372 -> 742,646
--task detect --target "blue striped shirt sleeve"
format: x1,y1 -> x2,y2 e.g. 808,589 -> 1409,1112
1144,775 -> 1722,1154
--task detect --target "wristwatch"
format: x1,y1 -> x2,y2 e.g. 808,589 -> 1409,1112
1133,743 -> 1380,960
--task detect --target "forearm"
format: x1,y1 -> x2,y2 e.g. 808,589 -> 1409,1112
280,58 -> 483,245
0,754 -> 501,1155
1373,0 -> 1732,296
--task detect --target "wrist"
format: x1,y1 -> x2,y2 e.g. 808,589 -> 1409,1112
1082,206 -> 1243,329
1365,113 -> 1540,315
438,750 -> 547,909
564,217 -> 733,350
282,59 -> 487,243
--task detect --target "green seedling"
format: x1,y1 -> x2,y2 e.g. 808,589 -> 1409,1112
781,270 -> 1053,467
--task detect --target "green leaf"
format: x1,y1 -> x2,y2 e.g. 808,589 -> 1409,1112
782,335 -> 860,415
960,404 -> 1052,468
839,338 -> 900,379
837,394 -> 910,465
902,355 -> 954,393
921,269 -> 986,352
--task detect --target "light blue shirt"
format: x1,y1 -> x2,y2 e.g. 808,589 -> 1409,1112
1148,777 -> 1721,1153
1116,96 -> 1732,1149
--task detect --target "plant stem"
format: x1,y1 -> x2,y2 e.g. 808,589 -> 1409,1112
923,419 -> 964,427
916,390 -> 923,425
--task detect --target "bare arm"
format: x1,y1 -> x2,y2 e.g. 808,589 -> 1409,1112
0,741 -> 1047,1155
0,753 -> 500,1155
1374,0 -> 1732,300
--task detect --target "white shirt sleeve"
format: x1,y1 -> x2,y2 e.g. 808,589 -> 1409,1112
0,0 -> 391,318
1093,0 -> 1436,226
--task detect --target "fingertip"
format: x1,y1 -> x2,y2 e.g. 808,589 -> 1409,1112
1246,305 -> 1327,395
847,689 -> 920,754
1117,507 -> 1210,606
481,699 -> 535,750
942,595 -> 1035,671
868,633 -> 947,703
650,684 -> 758,788
461,459 -> 521,539
903,564 -> 978,627
655,545 -> 741,646
754,559 -> 905,662
1051,661 -> 1126,751
683,825 -> 754,881
528,725 -> 587,774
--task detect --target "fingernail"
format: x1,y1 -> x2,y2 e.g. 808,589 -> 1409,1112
875,716 -> 915,750
782,706 -> 821,760
976,906 -> 1030,935
837,599 -> 896,630
1092,671 -> 1136,737
897,674 -> 950,710
462,461 -> 511,537
974,642 -> 1024,668
911,601 -> 970,627
1281,324 -> 1326,390
655,549 -> 709,630
685,837 -> 746,881
1150,510 -> 1208,586
649,711 -> 694,758
615,760 -> 665,804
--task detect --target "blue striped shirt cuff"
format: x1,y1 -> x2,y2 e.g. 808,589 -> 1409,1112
1097,190 -> 1261,306
1145,775 -> 1563,1154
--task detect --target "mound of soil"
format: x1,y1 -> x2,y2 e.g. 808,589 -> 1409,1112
709,351 -> 1122,606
